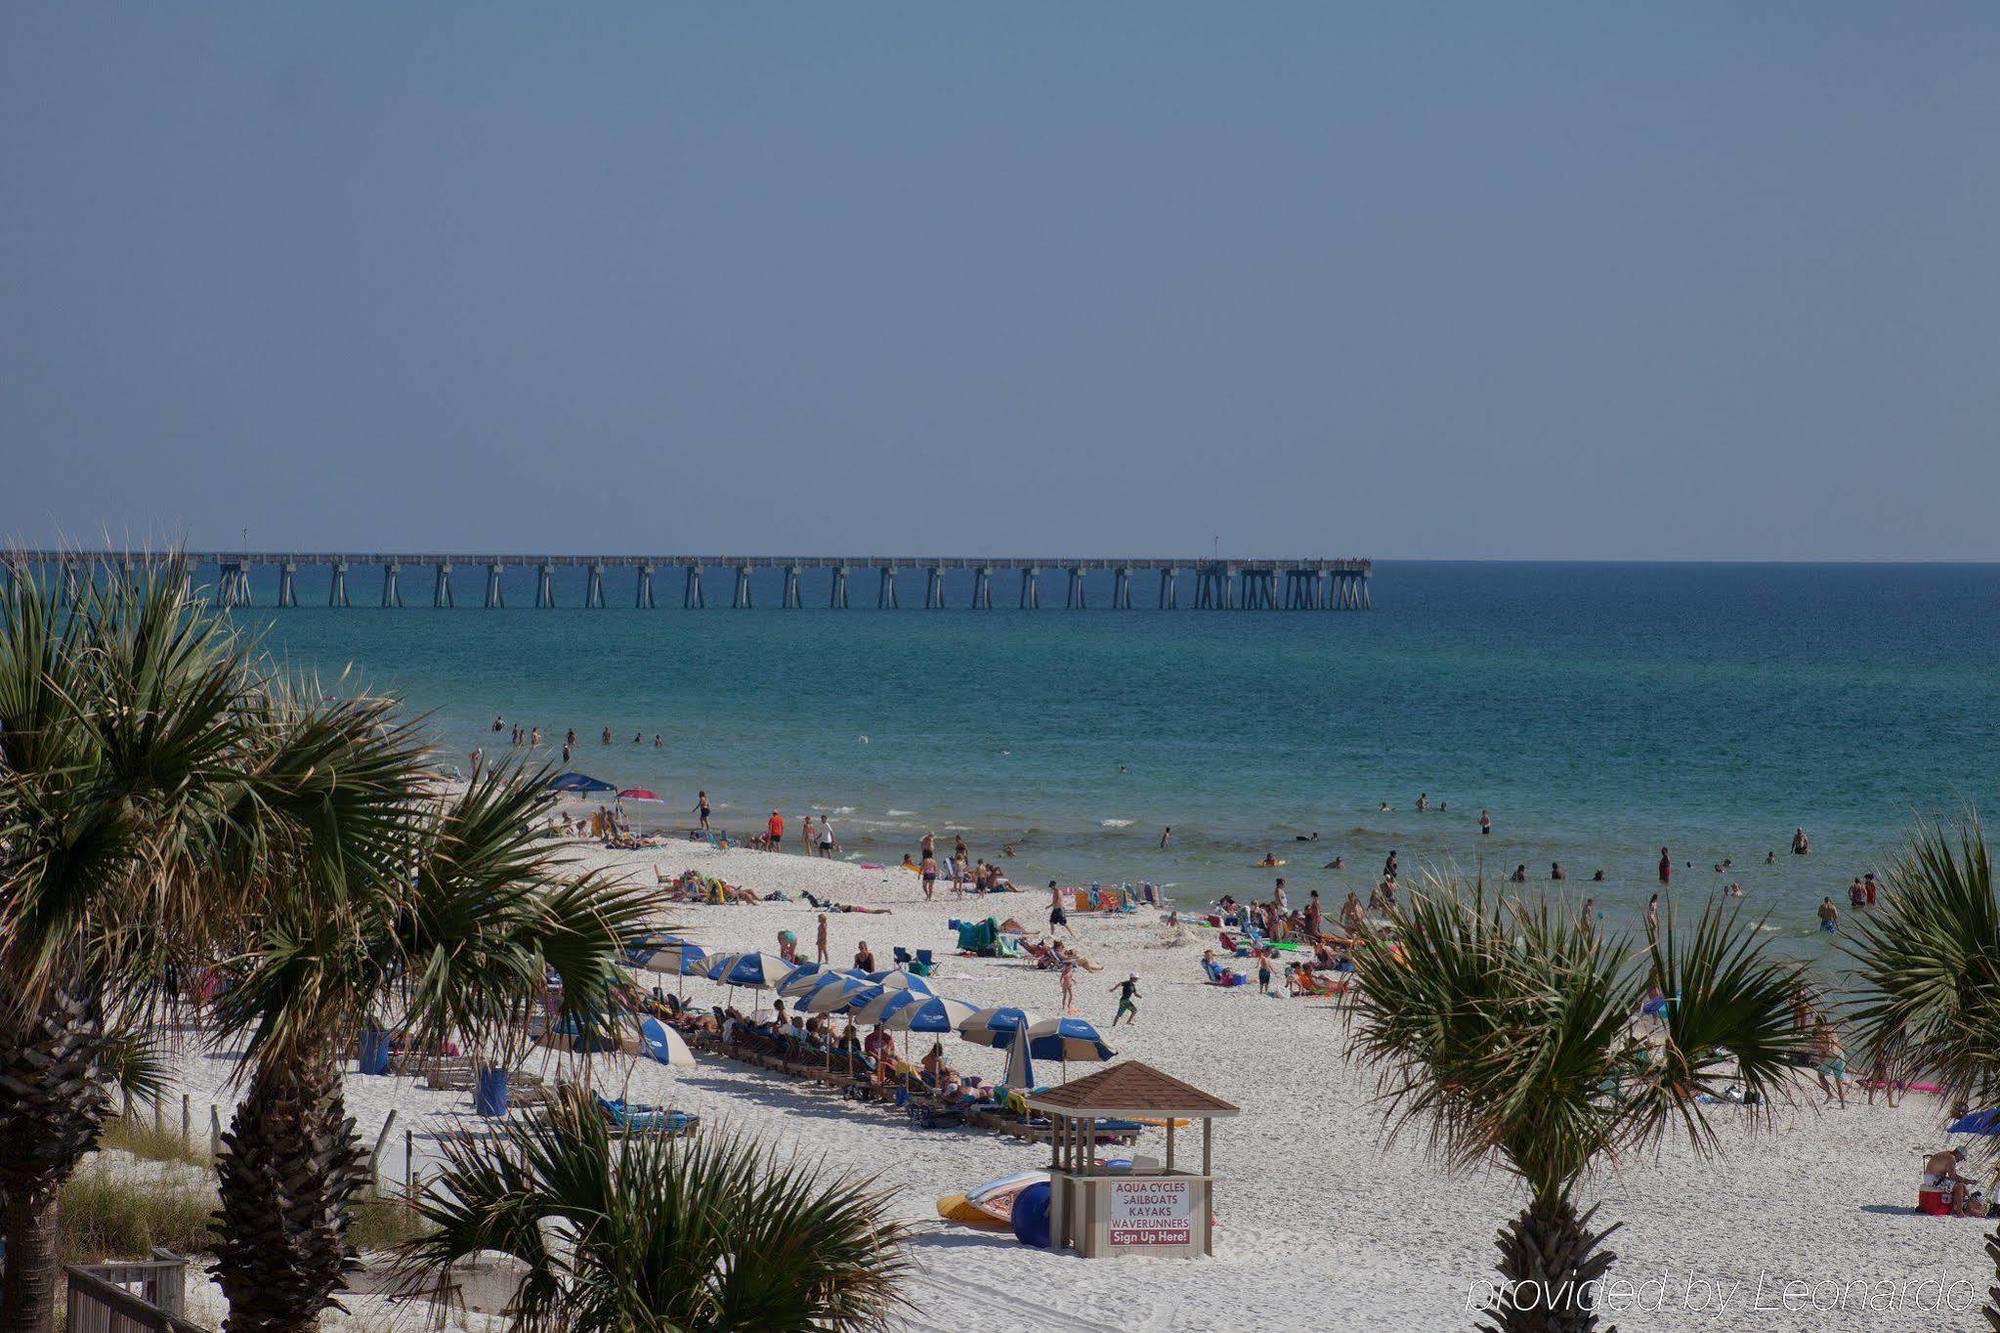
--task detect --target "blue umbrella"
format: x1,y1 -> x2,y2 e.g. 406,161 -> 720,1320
623,937 -> 702,975
884,995 -> 978,1036
1025,1016 -> 1115,1064
959,1005 -> 1039,1049
1949,1109 -> 2000,1135
777,963 -> 830,998
850,988 -> 922,1027
873,970 -> 935,996
548,772 -> 617,794
713,952 -> 790,989
801,976 -> 871,1015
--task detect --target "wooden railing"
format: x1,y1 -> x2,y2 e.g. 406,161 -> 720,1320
64,1251 -> 207,1333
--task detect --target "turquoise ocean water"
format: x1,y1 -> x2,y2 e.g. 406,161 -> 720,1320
232,561 -> 1999,956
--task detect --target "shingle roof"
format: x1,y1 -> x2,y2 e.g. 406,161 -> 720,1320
1025,1060 -> 1239,1117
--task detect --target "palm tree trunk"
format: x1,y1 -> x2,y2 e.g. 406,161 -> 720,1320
0,980 -> 111,1333
211,1058 -> 365,1333
1481,1193 -> 1619,1333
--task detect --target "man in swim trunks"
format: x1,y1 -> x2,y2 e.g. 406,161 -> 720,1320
1048,881 -> 1074,938
1817,896 -> 1838,933
695,791 -> 711,832
1110,973 -> 1141,1026
767,809 -> 784,851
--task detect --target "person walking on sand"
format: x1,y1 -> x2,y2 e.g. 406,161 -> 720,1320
816,913 -> 829,964
1048,881 -> 1075,938
1256,950 -> 1273,996
695,791 -> 711,833
1110,973 -> 1141,1026
801,814 -> 815,856
767,809 -> 785,852
1059,956 -> 1077,1014
818,816 -> 836,858
920,851 -> 938,901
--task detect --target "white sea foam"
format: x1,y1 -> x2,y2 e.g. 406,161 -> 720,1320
887,809 -> 918,817
1099,818 -> 1136,828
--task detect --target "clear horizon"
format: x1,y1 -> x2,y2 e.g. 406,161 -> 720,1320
4,3 -> 1996,561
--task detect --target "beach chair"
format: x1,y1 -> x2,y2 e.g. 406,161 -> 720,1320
595,1095 -> 698,1137
1203,959 -> 1248,988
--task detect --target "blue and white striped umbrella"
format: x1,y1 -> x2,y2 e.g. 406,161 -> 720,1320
711,952 -> 791,989
776,963 -> 829,997
958,1005 -> 1040,1049
801,976 -> 872,1014
1024,1016 -> 1115,1063
622,937 -> 704,976
696,951 -> 740,980
872,970 -> 934,996
883,995 -> 978,1035
849,987 -> 923,1027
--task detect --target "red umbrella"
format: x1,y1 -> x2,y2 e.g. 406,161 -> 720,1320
619,788 -> 663,801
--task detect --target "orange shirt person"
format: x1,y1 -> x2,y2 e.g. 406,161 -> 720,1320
767,809 -> 785,850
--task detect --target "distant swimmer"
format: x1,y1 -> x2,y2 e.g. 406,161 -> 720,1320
1415,792 -> 1429,813
1579,898 -> 1595,928
1766,851 -> 1776,865
1118,765 -> 1128,774
601,726 -> 612,745
1724,882 -> 1743,897
1818,896 -> 1838,932
1658,847 -> 1672,886
1324,856 -> 1345,870
1551,862 -> 1565,881
1383,850 -> 1399,879
1379,801 -> 1391,812
633,732 -> 642,744
1646,893 -> 1660,934
653,734 -> 661,747
1510,864 -> 1527,884
1591,869 -> 1604,882
1792,827 -> 1812,856
492,715 -> 504,731
1848,877 -> 1866,909
1479,809 -> 1491,836
1294,832 -> 1320,842
1159,826 -> 1172,849
1257,852 -> 1280,868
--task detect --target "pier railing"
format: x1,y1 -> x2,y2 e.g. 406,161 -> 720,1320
7,552 -> 1374,611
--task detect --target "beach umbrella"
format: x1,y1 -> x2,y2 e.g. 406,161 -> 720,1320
959,1005 -> 1039,1050
547,772 -> 617,794
873,970 -> 935,996
637,1017 -> 695,1069
1024,1016 -> 1115,1082
618,787 -> 663,801
1003,1022 -> 1035,1092
884,995 -> 978,1036
622,937 -> 701,975
777,963 -> 830,998
623,936 -> 705,1001
712,952 -> 791,990
849,988 -> 922,1027
802,976 -> 871,1015
695,951 -> 740,980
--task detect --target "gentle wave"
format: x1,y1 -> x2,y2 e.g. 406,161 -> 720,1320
1099,818 -> 1136,828
887,809 -> 918,817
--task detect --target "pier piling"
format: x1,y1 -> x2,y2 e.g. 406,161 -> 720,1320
684,564 -> 705,609
328,560 -> 351,609
1020,566 -> 1040,609
1065,566 -> 1087,610
276,561 -> 297,608
432,562 -> 454,608
636,563 -> 655,609
732,564 -> 752,609
830,565 -> 848,609
483,563 -> 505,609
782,565 -> 801,609
585,563 -> 606,609
925,565 -> 945,609
877,566 -> 898,609
535,563 -> 556,608
381,562 -> 402,608
972,566 -> 993,608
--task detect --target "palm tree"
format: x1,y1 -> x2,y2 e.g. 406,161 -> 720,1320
1844,814 -> 2000,1325
1345,877 -> 1807,1331
394,1087 -> 912,1330
208,754 -> 659,1333
0,560 -> 281,1330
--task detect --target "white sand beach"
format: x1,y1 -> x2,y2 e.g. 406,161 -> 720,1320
161,837 -> 1988,1331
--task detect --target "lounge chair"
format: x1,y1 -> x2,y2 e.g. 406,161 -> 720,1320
595,1095 -> 698,1137
1203,960 -> 1248,988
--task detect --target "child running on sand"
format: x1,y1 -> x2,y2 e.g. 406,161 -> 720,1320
1110,973 -> 1141,1026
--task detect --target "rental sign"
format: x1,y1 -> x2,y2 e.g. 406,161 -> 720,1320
1108,1178 -> 1193,1247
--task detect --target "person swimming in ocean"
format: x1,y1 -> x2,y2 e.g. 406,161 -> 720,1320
1591,868 -> 1604,881
1324,855 -> 1345,870
1792,826 -> 1811,855
1159,826 -> 1172,848
1294,832 -> 1320,842
1257,852 -> 1280,868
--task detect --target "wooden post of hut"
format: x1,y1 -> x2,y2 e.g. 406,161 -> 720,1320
1025,1060 -> 1238,1259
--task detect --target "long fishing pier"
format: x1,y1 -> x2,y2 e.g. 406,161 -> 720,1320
13,553 -> 1373,610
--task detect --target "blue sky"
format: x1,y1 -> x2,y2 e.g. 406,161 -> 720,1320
2,3 -> 1995,559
